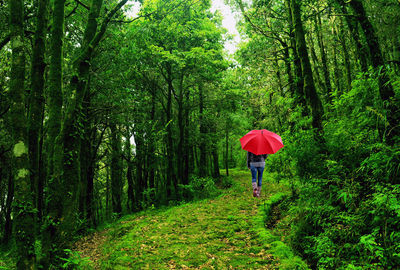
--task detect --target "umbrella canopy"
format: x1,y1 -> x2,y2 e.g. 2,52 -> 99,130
240,129 -> 284,155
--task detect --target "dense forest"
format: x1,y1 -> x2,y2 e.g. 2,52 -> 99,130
0,0 -> 399,268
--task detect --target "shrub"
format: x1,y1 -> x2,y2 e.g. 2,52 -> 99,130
190,175 -> 219,199
178,175 -> 219,201
219,175 -> 234,188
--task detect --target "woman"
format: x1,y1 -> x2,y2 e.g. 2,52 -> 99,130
247,151 -> 268,197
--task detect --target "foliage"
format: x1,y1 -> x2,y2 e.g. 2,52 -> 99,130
254,189 -> 309,270
178,175 -> 220,201
61,249 -> 93,269
218,175 -> 235,189
264,73 -> 400,269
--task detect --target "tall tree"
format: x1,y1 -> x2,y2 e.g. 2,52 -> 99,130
349,0 -> 399,145
110,122 -> 123,215
27,0 -> 48,228
42,0 -> 66,265
8,0 -> 36,267
290,0 -> 324,132
314,11 -> 332,102
284,0 -> 307,112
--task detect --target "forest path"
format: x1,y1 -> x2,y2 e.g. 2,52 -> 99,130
75,170 -> 281,269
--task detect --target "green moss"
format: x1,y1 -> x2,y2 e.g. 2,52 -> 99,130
16,168 -> 29,179
92,171 -> 282,269
252,189 -> 310,270
13,141 -> 27,157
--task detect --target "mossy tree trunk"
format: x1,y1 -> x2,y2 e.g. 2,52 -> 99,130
41,0 -> 66,265
46,0 -> 65,180
284,0 -> 308,113
183,88 -> 190,184
3,173 -> 14,245
8,0 -> 36,267
333,0 -> 368,73
148,91 -> 157,189
332,31 -> 342,95
225,124 -> 229,176
125,125 -> 135,211
199,83 -> 207,178
290,0 -> 324,132
165,63 -> 176,199
110,122 -> 123,215
315,12 -> 332,103
134,126 -> 145,210
176,73 -> 185,190
28,0 -> 48,231
349,0 -> 398,145
337,17 -> 352,92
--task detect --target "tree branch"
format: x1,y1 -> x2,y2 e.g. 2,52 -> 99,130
0,33 -> 11,51
73,0 -> 130,67
75,0 -> 89,10
66,1 -> 80,18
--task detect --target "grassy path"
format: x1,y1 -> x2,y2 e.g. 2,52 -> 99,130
75,170 -> 283,269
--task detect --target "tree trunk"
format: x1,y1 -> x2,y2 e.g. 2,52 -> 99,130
110,123 -> 123,215
177,74 -> 185,191
8,0 -> 36,267
225,125 -> 229,176
333,0 -> 368,72
349,0 -> 398,145
211,147 -> 220,178
85,154 -> 95,226
315,12 -> 332,103
3,173 -> 13,244
105,164 -> 111,219
274,54 -> 284,95
183,88 -> 190,185
46,0 -> 65,179
338,17 -> 352,92
332,33 -> 342,96
308,33 -> 324,93
165,64 -> 176,199
284,0 -> 308,112
392,38 -> 400,73
290,0 -> 324,132
79,91 -> 92,226
42,0 -> 66,260
125,126 -> 135,212
135,128 -> 145,209
283,44 -> 295,99
148,92 -> 156,189
27,0 -> 48,233
199,83 -> 207,177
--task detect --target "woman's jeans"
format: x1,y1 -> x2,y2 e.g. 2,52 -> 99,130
250,165 -> 264,186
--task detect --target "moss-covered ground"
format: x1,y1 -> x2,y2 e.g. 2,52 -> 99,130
74,170 -> 288,269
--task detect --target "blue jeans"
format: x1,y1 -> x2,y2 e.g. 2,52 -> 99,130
250,165 -> 264,187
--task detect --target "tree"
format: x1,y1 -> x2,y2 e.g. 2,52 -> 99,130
290,0 -> 324,133
8,0 -> 36,267
27,0 -> 48,231
348,0 -> 399,145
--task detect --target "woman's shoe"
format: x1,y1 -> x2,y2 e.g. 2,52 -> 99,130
256,186 -> 261,197
252,182 -> 258,197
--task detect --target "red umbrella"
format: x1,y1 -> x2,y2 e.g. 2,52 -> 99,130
240,129 -> 284,155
